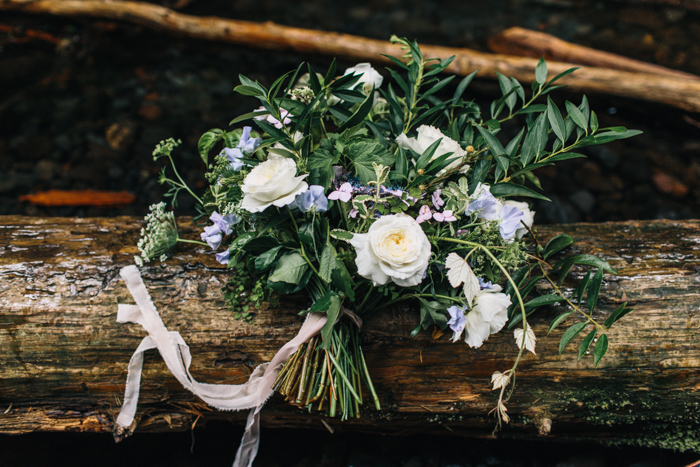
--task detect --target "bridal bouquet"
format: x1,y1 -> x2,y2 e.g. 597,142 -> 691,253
133,37 -> 638,434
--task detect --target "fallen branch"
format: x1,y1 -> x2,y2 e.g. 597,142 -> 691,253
3,0 -> 700,112
488,27 -> 700,81
0,216 -> 699,451
19,189 -> 136,207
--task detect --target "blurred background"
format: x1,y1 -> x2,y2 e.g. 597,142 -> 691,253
1,0 -> 700,465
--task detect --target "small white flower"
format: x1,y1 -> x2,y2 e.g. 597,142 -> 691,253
344,63 -> 384,95
396,125 -> 467,172
504,200 -> 535,239
348,213 -> 431,287
514,326 -> 537,355
444,252 -> 480,306
240,154 -> 308,213
491,371 -> 511,390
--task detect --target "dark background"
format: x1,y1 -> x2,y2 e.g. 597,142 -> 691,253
1,0 -> 699,465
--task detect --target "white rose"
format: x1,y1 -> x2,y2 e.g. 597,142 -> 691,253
348,213 -> 431,287
396,125 -> 467,172
240,154 -> 308,213
344,63 -> 384,95
504,200 -> 535,239
463,285 -> 511,348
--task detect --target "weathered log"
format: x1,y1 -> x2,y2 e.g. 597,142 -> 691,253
488,27 -> 700,81
3,0 -> 700,113
1,216 -> 699,452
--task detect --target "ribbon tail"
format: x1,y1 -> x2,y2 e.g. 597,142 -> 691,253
232,409 -> 260,467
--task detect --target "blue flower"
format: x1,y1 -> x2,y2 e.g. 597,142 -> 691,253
210,211 -> 239,236
201,224 -> 223,249
447,305 -> 467,341
295,185 -> 328,213
200,211 -> 240,250
215,249 -> 230,265
478,277 -> 493,290
222,126 -> 261,171
465,184 -> 501,221
498,204 -> 524,241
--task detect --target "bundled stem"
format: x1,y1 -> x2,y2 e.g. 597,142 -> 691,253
273,320 -> 379,419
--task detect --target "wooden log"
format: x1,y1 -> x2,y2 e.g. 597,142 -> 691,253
1,216 -> 700,452
4,0 -> 700,113
488,27 -> 700,81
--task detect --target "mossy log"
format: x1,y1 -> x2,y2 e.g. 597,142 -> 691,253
0,216 -> 699,452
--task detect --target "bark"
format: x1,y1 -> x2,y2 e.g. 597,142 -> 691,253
488,27 -> 700,81
3,0 -> 700,113
1,216 -> 700,450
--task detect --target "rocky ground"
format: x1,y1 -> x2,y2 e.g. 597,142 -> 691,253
1,0 -> 700,466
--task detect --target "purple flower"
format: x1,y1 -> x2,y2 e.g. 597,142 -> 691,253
465,184 -> 501,221
254,106 -> 293,129
478,277 -> 493,289
447,305 -> 467,341
416,205 -> 433,223
348,208 -> 359,218
328,182 -> 353,203
222,126 -> 261,171
215,249 -> 230,265
432,189 -> 445,210
201,224 -> 223,249
295,185 -> 328,213
498,204 -> 525,241
433,209 -> 457,222
210,211 -> 239,236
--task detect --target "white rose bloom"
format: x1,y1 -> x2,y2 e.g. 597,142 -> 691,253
396,125 -> 467,172
463,285 -> 511,348
504,200 -> 535,239
240,154 -> 308,213
348,213 -> 431,287
344,63 -> 384,95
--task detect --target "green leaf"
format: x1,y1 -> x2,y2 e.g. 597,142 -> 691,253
573,270 -> 592,304
348,140 -> 396,185
586,267 -> 605,313
197,129 -> 224,165
520,111 -> 548,165
543,233 -> 574,260
604,302 -> 633,328
331,262 -> 355,301
565,101 -> 588,131
331,229 -> 354,241
490,182 -> 550,201
268,252 -> 309,284
254,245 -> 283,273
578,329 -> 597,360
234,85 -> 266,97
547,97 -> 566,143
555,254 -> 617,286
594,334 -> 608,367
496,71 -> 517,111
453,70 -> 479,101
559,322 -> 588,354
548,311 -> 573,335
336,92 -> 375,133
543,152 -> 586,163
311,291 -> 342,350
229,232 -> 256,252
476,125 -> 506,157
590,111 -> 599,132
576,129 -> 643,147
509,293 -> 565,328
535,58 -> 548,86
319,243 -> 337,283
417,298 -> 448,330
546,67 -> 579,86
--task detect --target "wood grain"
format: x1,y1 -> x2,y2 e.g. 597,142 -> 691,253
3,0 -> 700,112
0,216 -> 699,451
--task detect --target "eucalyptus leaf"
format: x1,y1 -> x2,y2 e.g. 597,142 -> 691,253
558,321 -> 588,354
548,311 -> 573,335
594,334 -> 608,367
578,329 -> 597,360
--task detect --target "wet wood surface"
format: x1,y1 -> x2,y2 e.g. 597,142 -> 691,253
3,0 -> 700,113
0,216 -> 699,451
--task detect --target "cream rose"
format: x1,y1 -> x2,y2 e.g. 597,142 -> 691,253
240,154 -> 308,213
396,125 -> 467,172
348,213 -> 431,287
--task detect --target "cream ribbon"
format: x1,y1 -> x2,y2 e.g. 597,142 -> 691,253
116,265 -> 327,467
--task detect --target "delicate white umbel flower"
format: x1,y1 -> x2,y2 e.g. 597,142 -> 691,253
240,154 -> 308,213
348,213 -> 431,287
